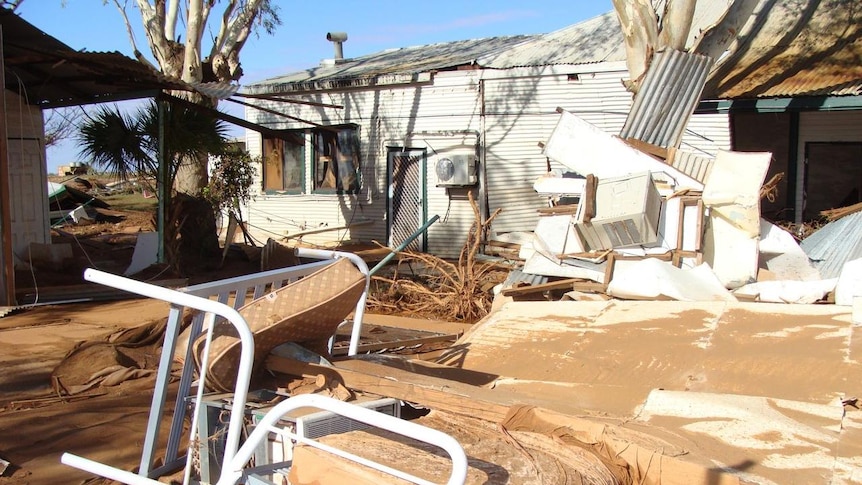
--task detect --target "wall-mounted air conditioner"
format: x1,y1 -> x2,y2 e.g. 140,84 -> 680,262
435,154 -> 478,186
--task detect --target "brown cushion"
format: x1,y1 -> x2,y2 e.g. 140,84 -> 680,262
195,258 -> 365,392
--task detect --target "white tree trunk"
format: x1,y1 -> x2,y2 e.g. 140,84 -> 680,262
659,0 -> 696,50
612,0 -> 659,92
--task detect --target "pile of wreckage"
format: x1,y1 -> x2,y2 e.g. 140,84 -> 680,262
489,52 -> 860,313
491,108 -> 860,310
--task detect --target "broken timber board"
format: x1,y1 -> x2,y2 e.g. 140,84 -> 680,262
501,278 -> 582,297
266,355 -> 515,423
332,333 -> 457,356
622,137 -> 668,160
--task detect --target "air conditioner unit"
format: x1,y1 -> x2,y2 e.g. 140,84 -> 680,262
573,172 -> 662,250
196,394 -> 400,484
436,154 -> 478,186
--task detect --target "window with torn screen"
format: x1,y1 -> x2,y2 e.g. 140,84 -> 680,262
312,126 -> 361,194
262,136 -> 304,193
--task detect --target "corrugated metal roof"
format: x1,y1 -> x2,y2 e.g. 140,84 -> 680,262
620,50 -> 714,148
247,0 -> 861,100
246,36 -> 534,94
1,8 -> 192,108
479,12 -> 626,68
799,211 -> 862,279
704,0 -> 862,99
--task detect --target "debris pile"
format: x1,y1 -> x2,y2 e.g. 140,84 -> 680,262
368,193 -> 510,322
495,108 -> 862,310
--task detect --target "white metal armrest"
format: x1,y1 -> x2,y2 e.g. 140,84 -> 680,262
222,394 -> 467,485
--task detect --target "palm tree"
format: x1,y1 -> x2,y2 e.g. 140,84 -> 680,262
78,100 -> 227,191
77,100 -> 229,271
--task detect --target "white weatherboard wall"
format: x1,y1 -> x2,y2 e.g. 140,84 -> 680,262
244,70 -> 484,258
244,64 -> 731,256
5,90 -> 48,266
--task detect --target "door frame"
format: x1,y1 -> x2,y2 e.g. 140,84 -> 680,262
385,147 -> 427,251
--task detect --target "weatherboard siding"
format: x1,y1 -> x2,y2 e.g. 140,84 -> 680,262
243,73 -> 483,255
242,66 -> 730,253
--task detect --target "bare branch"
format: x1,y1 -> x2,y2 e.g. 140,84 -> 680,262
165,0 -> 179,41
44,107 -> 85,147
211,0 -> 238,58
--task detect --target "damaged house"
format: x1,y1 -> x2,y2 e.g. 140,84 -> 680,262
238,6 -> 733,256
238,0 -> 861,257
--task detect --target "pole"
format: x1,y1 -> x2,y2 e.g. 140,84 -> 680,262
369,214 -> 440,276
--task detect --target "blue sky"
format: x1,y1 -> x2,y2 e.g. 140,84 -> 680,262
18,1 -> 613,173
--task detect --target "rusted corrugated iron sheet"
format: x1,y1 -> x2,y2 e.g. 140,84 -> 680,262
705,0 -> 862,99
246,36 -> 533,95
620,50 -> 714,149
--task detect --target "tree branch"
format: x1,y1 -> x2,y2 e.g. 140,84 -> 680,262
165,0 -> 179,41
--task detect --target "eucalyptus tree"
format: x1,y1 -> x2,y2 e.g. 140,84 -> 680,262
108,0 -> 281,193
612,0 -> 762,92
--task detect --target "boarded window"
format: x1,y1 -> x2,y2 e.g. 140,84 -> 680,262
312,126 -> 360,193
263,136 -> 303,192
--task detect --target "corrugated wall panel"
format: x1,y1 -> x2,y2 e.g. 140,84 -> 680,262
796,110 -> 862,221
244,76 -> 483,253
482,69 -> 634,234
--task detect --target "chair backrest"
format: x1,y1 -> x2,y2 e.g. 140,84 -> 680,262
196,257 -> 366,392
71,251 -> 370,482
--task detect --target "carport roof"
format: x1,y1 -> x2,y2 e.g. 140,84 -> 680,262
0,8 -> 190,108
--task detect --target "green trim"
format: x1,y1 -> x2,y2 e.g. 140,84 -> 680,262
697,95 -> 862,114
422,150 -> 429,253
786,112 -> 800,220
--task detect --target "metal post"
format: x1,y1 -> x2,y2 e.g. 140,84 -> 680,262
157,98 -> 167,263
369,214 -> 440,276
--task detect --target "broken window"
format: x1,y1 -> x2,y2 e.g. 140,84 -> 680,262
312,125 -> 361,193
262,135 -> 304,193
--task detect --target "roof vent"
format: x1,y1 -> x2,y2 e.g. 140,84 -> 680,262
325,32 -> 348,65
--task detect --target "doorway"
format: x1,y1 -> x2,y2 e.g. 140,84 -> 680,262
804,142 -> 862,220
386,148 -> 426,251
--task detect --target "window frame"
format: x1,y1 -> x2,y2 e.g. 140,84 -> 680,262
311,124 -> 362,195
261,132 -> 305,195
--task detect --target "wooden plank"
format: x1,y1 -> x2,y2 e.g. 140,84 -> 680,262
362,313 -> 473,335
332,334 -> 457,356
537,204 -> 579,216
623,137 -> 669,160
486,240 -> 522,249
501,278 -> 582,297
571,281 -> 608,293
265,355 -> 514,423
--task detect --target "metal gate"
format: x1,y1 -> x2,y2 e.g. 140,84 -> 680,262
387,148 -> 426,251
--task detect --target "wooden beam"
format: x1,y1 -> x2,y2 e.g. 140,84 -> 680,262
622,137 -> 668,160
332,334 -> 457,356
537,204 -> 579,216
265,355 -> 515,423
501,278 -> 582,297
